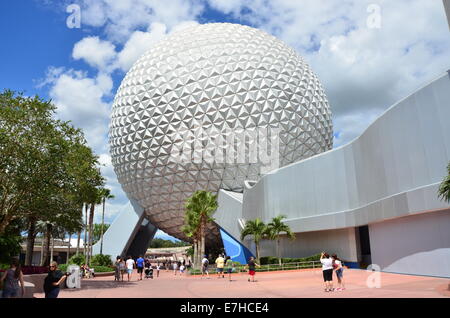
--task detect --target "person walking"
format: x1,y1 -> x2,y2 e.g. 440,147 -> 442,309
1,258 -> 25,298
126,256 -> 135,282
119,257 -> 126,281
136,255 -> 145,281
179,264 -> 185,276
43,261 -> 68,298
156,263 -> 160,278
320,252 -> 334,292
173,261 -> 178,276
332,254 -> 346,291
114,256 -> 122,281
245,257 -> 260,282
201,255 -> 210,279
225,256 -> 233,281
215,254 -> 225,278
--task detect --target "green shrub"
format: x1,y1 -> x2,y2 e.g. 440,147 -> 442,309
59,264 -> 113,273
68,254 -> 86,266
91,254 -> 112,267
259,253 -> 321,265
90,265 -> 113,272
0,263 -> 10,270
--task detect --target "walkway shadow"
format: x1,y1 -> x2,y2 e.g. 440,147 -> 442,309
63,279 -> 139,292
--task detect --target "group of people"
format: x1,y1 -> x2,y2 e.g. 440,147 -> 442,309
80,264 -> 95,278
201,254 -> 260,282
0,252 -> 347,298
320,252 -> 346,292
114,255 -> 164,282
0,259 -> 68,298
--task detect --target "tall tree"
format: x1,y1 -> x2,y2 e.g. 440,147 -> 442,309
184,190 -> 218,268
182,215 -> 200,269
99,188 -> 114,255
241,218 -> 267,263
266,215 -> 295,266
438,161 -> 450,203
86,187 -> 103,266
1,90 -> 102,263
0,91 -> 74,233
92,223 -> 110,245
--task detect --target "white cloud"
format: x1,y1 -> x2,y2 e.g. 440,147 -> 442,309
44,68 -> 112,152
207,0 -> 450,145
115,22 -> 167,72
76,0 -> 204,43
72,36 -> 117,71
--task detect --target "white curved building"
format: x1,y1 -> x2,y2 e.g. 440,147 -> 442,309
215,71 -> 450,277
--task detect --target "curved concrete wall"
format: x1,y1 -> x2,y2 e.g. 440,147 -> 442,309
242,72 -> 450,231
239,71 -> 450,277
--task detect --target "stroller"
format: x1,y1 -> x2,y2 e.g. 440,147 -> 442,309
145,267 -> 154,279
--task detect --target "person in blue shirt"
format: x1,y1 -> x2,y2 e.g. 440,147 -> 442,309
136,255 -> 145,281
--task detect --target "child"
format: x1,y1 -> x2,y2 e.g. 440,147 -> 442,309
179,264 -> 185,275
245,257 -> 260,282
225,256 -> 233,281
332,254 -> 345,291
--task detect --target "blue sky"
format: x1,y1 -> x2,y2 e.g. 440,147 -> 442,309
1,0 -> 449,242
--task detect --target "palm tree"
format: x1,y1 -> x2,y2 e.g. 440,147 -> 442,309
86,188 -> 103,265
184,190 -> 218,267
438,161 -> 450,203
266,215 -> 295,266
240,218 -> 267,263
182,221 -> 200,269
99,188 -> 115,255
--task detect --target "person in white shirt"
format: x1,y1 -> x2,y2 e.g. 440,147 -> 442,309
320,252 -> 334,292
156,263 -> 160,278
201,256 -> 210,279
126,256 -> 135,282
172,261 -> 178,276
332,254 -> 345,291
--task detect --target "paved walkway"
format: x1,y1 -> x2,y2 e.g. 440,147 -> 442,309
33,269 -> 450,298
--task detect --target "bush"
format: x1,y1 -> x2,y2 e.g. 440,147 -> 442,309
92,265 -> 114,272
259,253 -> 321,265
59,264 -> 113,273
68,254 -> 86,266
91,254 -> 112,267
0,233 -> 22,263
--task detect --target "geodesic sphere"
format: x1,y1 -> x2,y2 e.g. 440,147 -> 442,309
109,23 -> 333,241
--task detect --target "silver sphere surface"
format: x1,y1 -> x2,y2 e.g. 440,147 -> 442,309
110,23 -> 333,241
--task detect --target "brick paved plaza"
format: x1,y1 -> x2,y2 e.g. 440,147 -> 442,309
33,268 -> 450,298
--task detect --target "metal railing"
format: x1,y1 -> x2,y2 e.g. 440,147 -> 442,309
236,261 -> 321,272
188,260 -> 322,275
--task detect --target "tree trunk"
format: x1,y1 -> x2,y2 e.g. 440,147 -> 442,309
255,241 -> 260,263
100,198 -> 105,255
277,238 -> 281,266
84,203 -> 88,257
67,233 -> 72,264
50,236 -> 54,264
0,213 -> 15,234
196,239 -> 201,270
76,229 -> 81,255
42,223 -> 52,266
87,203 -> 95,265
200,221 -> 206,267
192,239 -> 197,269
25,217 -> 37,266
40,235 -> 44,266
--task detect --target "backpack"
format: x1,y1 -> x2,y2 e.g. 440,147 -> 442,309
203,258 -> 209,266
